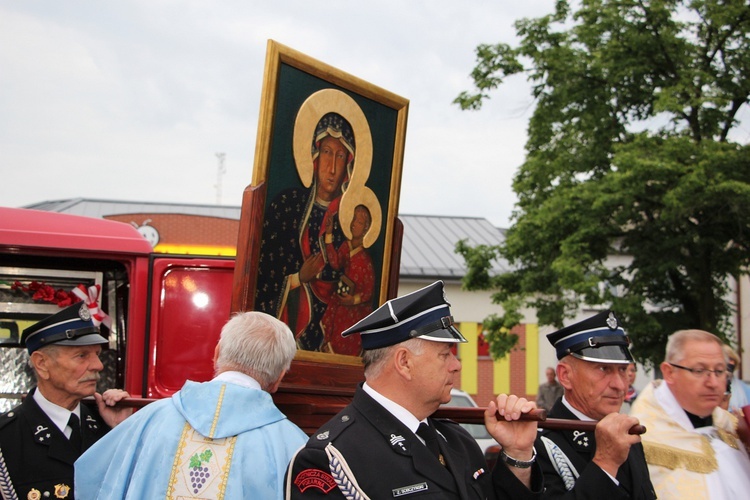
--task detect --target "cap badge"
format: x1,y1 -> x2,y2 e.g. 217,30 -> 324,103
606,312 -> 618,330
78,303 -> 91,321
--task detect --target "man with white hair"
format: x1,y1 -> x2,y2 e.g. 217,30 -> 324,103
630,329 -> 750,499
0,301 -> 131,500
75,311 -> 307,499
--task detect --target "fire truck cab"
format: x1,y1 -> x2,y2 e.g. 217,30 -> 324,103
0,207 -> 235,412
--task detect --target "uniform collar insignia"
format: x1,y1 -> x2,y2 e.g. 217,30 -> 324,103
389,433 -> 408,453
85,414 -> 99,430
572,430 -> 590,447
34,424 -> 52,444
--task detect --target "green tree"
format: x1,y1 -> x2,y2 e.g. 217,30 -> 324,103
455,0 -> 750,368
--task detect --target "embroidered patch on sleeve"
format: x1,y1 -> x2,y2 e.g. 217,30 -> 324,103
294,469 -> 337,493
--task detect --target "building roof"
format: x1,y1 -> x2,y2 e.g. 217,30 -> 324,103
400,215 -> 508,279
22,198 -> 508,279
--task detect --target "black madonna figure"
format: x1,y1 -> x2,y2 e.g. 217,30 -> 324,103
255,112 -> 355,351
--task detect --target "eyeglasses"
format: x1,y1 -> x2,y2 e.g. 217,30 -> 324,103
668,363 -> 727,379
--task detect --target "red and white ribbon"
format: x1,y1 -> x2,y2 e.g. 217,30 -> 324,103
72,284 -> 112,328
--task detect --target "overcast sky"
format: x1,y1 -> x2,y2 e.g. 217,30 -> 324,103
0,1 -> 557,228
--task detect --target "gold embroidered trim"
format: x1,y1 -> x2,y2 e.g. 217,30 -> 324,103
216,435 -> 237,498
643,436 -> 717,473
716,428 -> 740,450
166,422 -> 192,497
209,384 -> 227,439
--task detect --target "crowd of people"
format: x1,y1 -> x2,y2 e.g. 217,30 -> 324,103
2,280 -> 750,499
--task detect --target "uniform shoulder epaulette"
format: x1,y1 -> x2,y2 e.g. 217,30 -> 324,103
0,408 -> 19,431
306,411 -> 357,449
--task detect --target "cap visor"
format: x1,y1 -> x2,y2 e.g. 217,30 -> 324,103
417,326 -> 467,343
574,345 -> 633,364
54,333 -> 108,347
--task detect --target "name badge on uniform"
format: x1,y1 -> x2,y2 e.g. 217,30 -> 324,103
392,482 -> 428,497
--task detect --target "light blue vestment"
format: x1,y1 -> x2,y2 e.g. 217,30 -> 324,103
75,379 -> 307,499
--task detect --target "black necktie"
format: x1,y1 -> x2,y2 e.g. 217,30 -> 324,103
68,413 -> 82,452
417,423 -> 442,462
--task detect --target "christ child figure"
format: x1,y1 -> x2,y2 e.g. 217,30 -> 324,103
321,204 -> 375,355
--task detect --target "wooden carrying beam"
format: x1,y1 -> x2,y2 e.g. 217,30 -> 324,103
83,397 -> 646,435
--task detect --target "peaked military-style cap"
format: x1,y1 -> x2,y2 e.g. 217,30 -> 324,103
341,280 -> 467,350
22,302 -> 107,354
546,310 -> 633,363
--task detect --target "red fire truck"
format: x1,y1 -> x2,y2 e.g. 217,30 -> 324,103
0,206 -> 488,438
0,207 -> 235,414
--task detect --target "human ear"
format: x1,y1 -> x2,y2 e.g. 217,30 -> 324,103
268,370 -> 286,394
557,362 -> 574,391
393,347 -> 413,381
661,361 -> 675,385
212,344 -> 220,367
31,351 -> 51,380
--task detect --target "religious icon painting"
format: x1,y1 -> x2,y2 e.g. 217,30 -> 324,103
232,40 -> 408,368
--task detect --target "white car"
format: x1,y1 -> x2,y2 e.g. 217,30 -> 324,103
441,389 -> 497,454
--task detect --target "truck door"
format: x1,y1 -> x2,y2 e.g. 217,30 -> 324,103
145,257 -> 234,399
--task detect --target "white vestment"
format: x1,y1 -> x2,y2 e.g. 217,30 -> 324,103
630,380 -> 750,500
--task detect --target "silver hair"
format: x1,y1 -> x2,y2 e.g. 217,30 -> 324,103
362,338 -> 427,379
215,311 -> 297,389
664,329 -> 723,364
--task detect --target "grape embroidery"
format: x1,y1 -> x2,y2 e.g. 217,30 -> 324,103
188,449 -> 213,494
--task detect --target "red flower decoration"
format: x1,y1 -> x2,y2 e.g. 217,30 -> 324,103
32,283 -> 56,303
11,280 -> 81,308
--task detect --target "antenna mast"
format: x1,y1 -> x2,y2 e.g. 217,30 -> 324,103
215,152 -> 226,204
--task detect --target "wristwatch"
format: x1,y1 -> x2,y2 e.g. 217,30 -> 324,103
499,446 -> 537,468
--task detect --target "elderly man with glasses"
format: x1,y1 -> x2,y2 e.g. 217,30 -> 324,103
630,329 -> 750,499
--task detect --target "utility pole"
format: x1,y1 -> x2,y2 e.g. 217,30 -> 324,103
215,152 -> 226,205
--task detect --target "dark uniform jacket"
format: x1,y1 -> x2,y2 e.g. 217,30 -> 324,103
534,399 -> 656,499
0,388 -> 110,500
286,385 -> 543,499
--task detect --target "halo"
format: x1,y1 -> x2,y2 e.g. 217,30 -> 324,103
293,89 -> 372,188
339,188 -> 382,249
